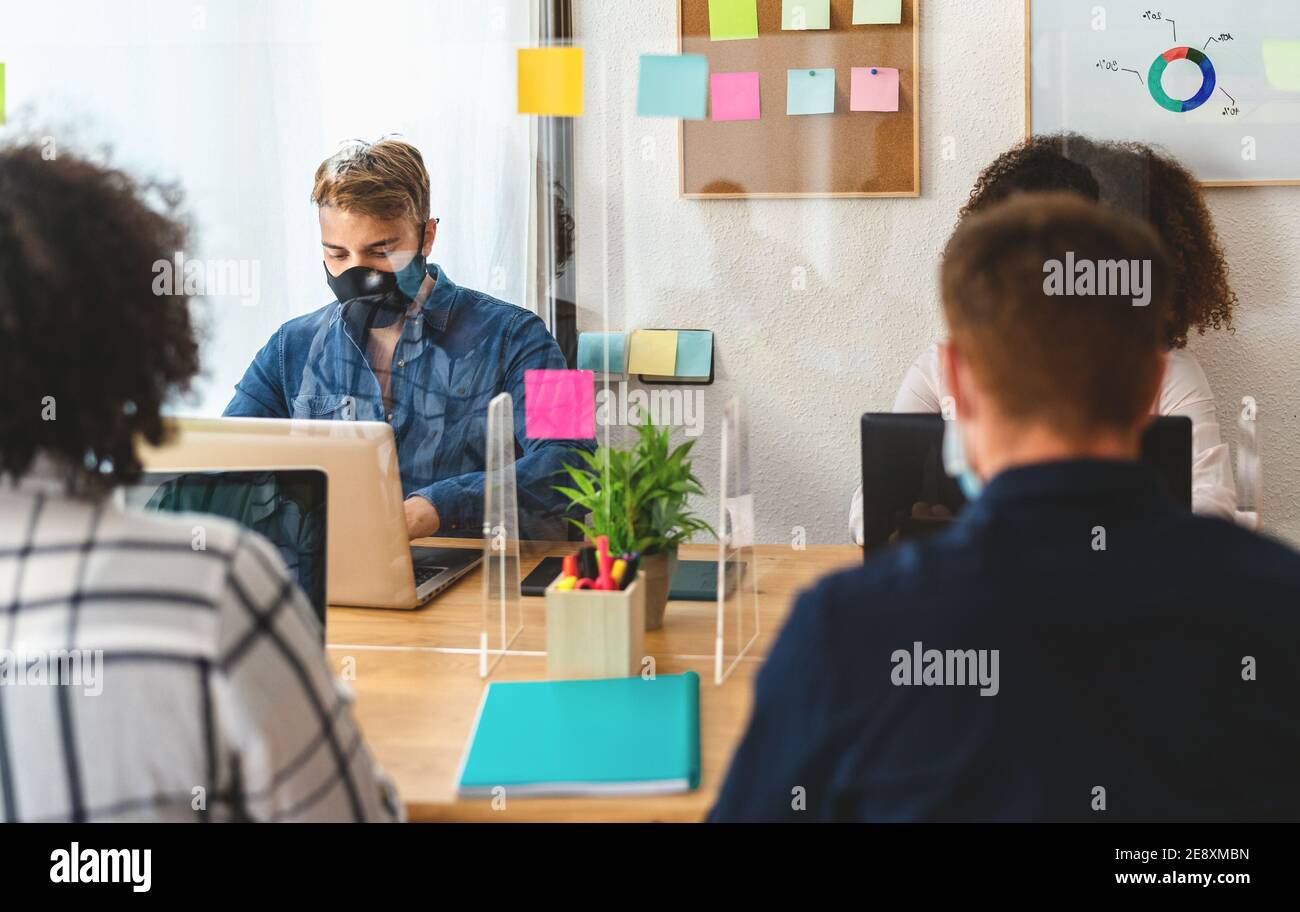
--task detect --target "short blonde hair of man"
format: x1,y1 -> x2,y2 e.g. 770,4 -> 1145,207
311,138 -> 430,228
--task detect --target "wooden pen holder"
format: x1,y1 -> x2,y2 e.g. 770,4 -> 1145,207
544,572 -> 646,680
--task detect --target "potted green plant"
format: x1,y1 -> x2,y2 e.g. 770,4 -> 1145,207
555,415 -> 714,630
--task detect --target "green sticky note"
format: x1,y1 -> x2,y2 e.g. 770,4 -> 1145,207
675,331 -> 714,378
638,55 -> 709,119
782,0 -> 830,30
1263,39 -> 1300,91
0,63 -> 6,126
787,68 -> 836,116
853,0 -> 902,25
709,0 -> 758,41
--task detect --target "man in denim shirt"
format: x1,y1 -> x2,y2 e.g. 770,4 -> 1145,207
225,138 -> 588,539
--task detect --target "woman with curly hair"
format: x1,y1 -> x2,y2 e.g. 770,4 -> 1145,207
849,134 -> 1239,543
0,142 -> 398,821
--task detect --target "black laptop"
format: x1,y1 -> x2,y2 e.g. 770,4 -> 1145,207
121,469 -> 328,634
859,414 -> 1193,554
520,556 -> 745,601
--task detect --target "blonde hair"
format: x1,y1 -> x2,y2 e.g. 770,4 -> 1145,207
311,137 -> 430,227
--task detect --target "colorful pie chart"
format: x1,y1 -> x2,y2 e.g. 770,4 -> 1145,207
1148,46 -> 1217,113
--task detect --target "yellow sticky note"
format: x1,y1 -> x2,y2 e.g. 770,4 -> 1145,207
0,63 -> 6,126
628,330 -> 679,376
518,47 -> 584,116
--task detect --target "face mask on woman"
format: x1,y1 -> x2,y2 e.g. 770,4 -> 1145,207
942,416 -> 983,502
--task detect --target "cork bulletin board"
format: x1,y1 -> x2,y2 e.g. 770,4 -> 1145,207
678,0 -> 920,198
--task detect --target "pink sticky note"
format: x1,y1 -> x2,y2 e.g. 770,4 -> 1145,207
850,66 -> 899,112
710,71 -> 761,122
525,369 -> 595,440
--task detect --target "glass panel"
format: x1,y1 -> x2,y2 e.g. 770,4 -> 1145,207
715,397 -> 760,685
1237,396 -> 1263,531
481,392 -> 524,677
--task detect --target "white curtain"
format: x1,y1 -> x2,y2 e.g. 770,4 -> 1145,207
0,0 -> 535,414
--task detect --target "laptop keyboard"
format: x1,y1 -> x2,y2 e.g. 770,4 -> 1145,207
414,565 -> 446,587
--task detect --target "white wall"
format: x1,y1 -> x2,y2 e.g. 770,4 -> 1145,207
0,0 -> 532,417
574,1 -> 1300,547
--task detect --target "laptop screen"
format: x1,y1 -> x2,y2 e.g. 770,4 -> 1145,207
860,414 -> 1193,554
121,470 -> 328,629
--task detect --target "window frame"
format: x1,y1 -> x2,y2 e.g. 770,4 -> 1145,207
537,0 -> 578,366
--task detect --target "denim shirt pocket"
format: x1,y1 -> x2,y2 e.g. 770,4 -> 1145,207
290,393 -> 357,421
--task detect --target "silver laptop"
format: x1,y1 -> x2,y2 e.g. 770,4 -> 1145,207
138,417 -> 480,609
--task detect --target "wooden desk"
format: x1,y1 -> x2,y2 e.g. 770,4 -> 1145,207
325,543 -> 861,822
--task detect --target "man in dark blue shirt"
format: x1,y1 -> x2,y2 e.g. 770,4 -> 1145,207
712,193 -> 1300,822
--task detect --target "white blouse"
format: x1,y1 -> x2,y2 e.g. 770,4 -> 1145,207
849,343 -> 1239,544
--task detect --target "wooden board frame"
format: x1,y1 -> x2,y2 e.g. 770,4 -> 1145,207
678,0 -> 921,199
1024,0 -> 1300,188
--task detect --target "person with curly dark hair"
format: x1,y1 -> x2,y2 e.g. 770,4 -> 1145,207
849,134 -> 1240,543
0,142 -> 399,822
0,146 -> 199,488
960,134 -> 1238,348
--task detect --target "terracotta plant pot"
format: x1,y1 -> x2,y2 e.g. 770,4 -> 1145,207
639,549 -> 678,631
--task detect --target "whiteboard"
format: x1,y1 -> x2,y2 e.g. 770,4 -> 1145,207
1027,0 -> 1300,185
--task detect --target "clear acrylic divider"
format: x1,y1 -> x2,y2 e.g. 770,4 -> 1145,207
481,392 -> 524,677
715,396 -> 761,685
1237,396 -> 1263,531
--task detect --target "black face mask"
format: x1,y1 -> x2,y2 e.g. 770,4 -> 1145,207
324,226 -> 428,331
325,264 -> 407,332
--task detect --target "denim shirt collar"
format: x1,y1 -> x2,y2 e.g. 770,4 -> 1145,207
329,262 -> 458,341
418,262 -> 457,333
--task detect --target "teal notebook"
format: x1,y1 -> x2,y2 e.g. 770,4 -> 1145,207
457,672 -> 701,797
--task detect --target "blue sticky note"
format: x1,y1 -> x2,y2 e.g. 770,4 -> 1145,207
675,331 -> 713,379
577,332 -> 628,375
638,55 -> 709,119
787,68 -> 836,115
